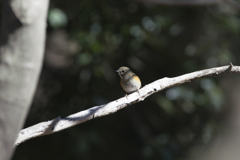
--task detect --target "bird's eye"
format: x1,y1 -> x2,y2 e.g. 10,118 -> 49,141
121,70 -> 125,74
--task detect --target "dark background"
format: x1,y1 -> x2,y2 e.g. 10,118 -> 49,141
12,0 -> 240,159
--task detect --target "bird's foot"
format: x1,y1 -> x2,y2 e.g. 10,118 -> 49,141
125,94 -> 129,100
137,89 -> 141,97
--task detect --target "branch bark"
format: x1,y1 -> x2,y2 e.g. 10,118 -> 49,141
14,63 -> 240,146
0,0 -> 49,159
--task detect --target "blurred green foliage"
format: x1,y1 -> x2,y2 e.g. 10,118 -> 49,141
13,0 -> 240,160
48,8 -> 68,28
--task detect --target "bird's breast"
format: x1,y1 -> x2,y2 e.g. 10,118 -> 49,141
121,76 -> 141,93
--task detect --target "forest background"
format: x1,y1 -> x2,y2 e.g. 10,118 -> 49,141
2,0 -> 240,159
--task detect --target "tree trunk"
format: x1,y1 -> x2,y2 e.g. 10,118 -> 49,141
0,0 -> 49,160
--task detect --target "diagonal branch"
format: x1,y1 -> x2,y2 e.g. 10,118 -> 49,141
14,63 -> 240,146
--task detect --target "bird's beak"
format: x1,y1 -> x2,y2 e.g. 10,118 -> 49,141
116,70 -> 119,72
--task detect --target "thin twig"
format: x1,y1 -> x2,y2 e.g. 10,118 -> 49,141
134,0 -> 221,6
224,0 -> 240,11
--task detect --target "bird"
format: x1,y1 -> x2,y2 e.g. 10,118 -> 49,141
116,66 -> 141,96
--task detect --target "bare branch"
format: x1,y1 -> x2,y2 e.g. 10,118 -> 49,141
15,63 -> 240,146
134,0 -> 222,6
224,0 -> 240,11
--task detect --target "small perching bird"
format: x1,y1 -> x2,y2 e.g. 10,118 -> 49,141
116,66 -> 141,96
